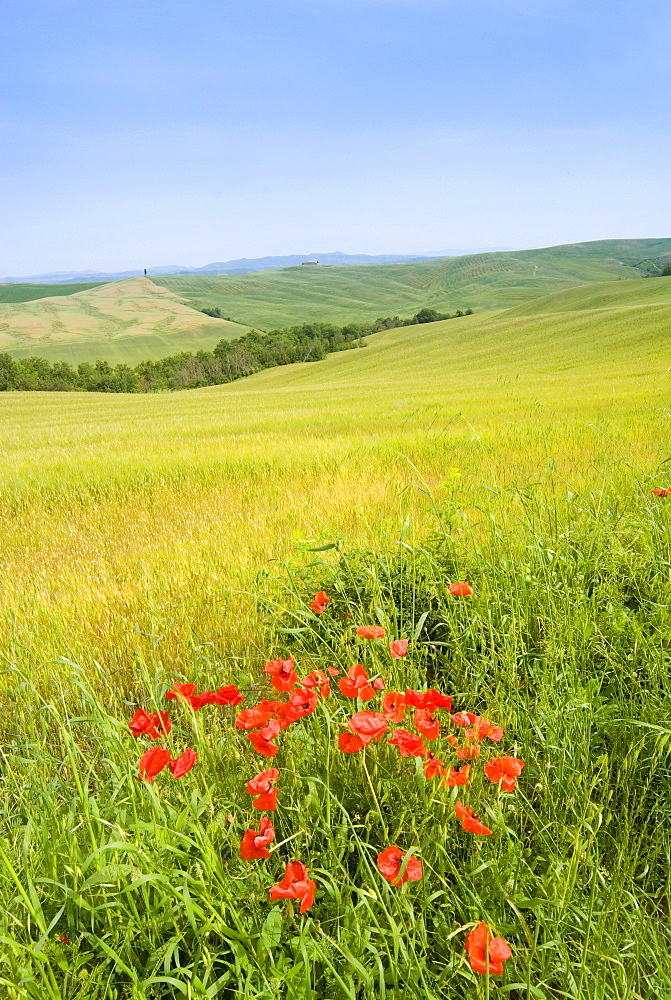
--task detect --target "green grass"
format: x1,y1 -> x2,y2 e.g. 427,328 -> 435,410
154,238 -> 671,329
506,274 -> 671,316
1,290 -> 671,997
0,282 -> 106,303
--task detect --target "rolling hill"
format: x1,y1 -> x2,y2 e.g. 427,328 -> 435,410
0,282 -> 104,303
1,277 -> 248,364
154,238 -> 671,330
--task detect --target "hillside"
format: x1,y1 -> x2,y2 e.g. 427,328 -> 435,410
503,274 -> 671,316
1,277 -> 248,364
154,238 -> 671,329
0,281 -> 104,303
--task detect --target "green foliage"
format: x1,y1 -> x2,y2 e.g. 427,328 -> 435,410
0,309 -> 470,393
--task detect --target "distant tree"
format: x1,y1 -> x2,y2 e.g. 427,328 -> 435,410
661,261 -> 671,276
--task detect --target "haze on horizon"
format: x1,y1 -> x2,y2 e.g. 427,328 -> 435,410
2,0 -> 670,276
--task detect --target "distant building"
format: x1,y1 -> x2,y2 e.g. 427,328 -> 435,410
301,259 -> 319,265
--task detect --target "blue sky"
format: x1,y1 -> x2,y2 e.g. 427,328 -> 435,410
2,0 -> 670,274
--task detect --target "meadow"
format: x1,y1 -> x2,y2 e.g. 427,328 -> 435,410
0,285 -> 670,998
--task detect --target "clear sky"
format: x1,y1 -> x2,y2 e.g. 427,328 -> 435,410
2,0 -> 670,274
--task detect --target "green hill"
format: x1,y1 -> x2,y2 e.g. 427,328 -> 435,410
1,277 -> 249,364
503,274 -> 671,316
154,238 -> 671,330
0,281 -> 105,303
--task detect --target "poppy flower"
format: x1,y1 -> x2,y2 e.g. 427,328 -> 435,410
424,753 -> 446,779
348,710 -> 389,744
246,768 -> 279,810
59,935 -> 70,945
456,744 -> 480,760
268,861 -> 316,913
289,687 -> 319,718
415,709 -> 440,740
338,732 -> 365,753
376,846 -> 423,885
652,488 -> 670,497
339,664 -> 376,700
451,711 -> 477,728
265,657 -> 299,693
240,817 -> 275,860
388,728 -> 428,758
137,745 -> 171,783
327,666 -> 340,677
484,756 -> 525,792
464,716 -> 504,743
167,748 -> 198,778
248,719 -> 281,757
455,801 -> 493,835
356,625 -> 386,639
129,709 -> 171,739
235,701 -> 279,730
449,581 -> 473,596
211,685 -> 245,706
389,639 -> 409,659
465,921 -> 512,976
382,692 -> 406,723
406,689 -> 452,713
444,764 -> 471,787
301,670 -> 330,698
166,683 -> 201,709
310,591 -> 331,614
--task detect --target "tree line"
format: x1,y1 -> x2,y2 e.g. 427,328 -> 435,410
0,306 -> 472,393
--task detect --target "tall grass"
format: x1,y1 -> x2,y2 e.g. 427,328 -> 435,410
1,304 -> 671,996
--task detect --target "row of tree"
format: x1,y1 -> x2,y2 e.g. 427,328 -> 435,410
0,307 -> 473,393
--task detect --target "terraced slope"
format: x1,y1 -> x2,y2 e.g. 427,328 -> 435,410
155,238 -> 671,329
1,277 -> 248,363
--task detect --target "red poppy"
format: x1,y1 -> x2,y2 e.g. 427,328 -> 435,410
166,683 -> 201,708
382,691 -> 406,723
235,701 -> 279,730
129,709 -> 171,739
167,748 -> 198,778
456,744 -> 480,760
455,801 -> 492,835
240,817 -> 275,859
484,756 -> 525,792
388,728 -> 428,758
338,664 -> 376,700
268,861 -> 316,913
338,732 -> 365,753
310,591 -> 331,614
265,657 -> 299,693
327,666 -> 341,676
348,710 -> 389,744
445,734 -> 459,747
406,689 -> 452,712
356,625 -> 386,639
652,488 -> 671,497
59,935 -> 70,945
449,581 -> 472,596
245,768 -> 279,810
444,764 -> 471,787
465,921 -> 512,976
301,670 -> 331,698
389,639 -> 409,659
451,711 -> 477,728
414,709 -> 440,740
376,846 -> 423,885
137,745 -> 171,783
248,719 -> 281,757
289,687 -> 319,718
464,716 -> 504,743
211,685 -> 244,706
423,753 -> 446,779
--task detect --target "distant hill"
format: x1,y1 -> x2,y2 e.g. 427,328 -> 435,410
154,238 -> 671,330
1,277 -> 248,364
3,238 -> 671,366
1,250 -> 507,284
0,282 -> 105,303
